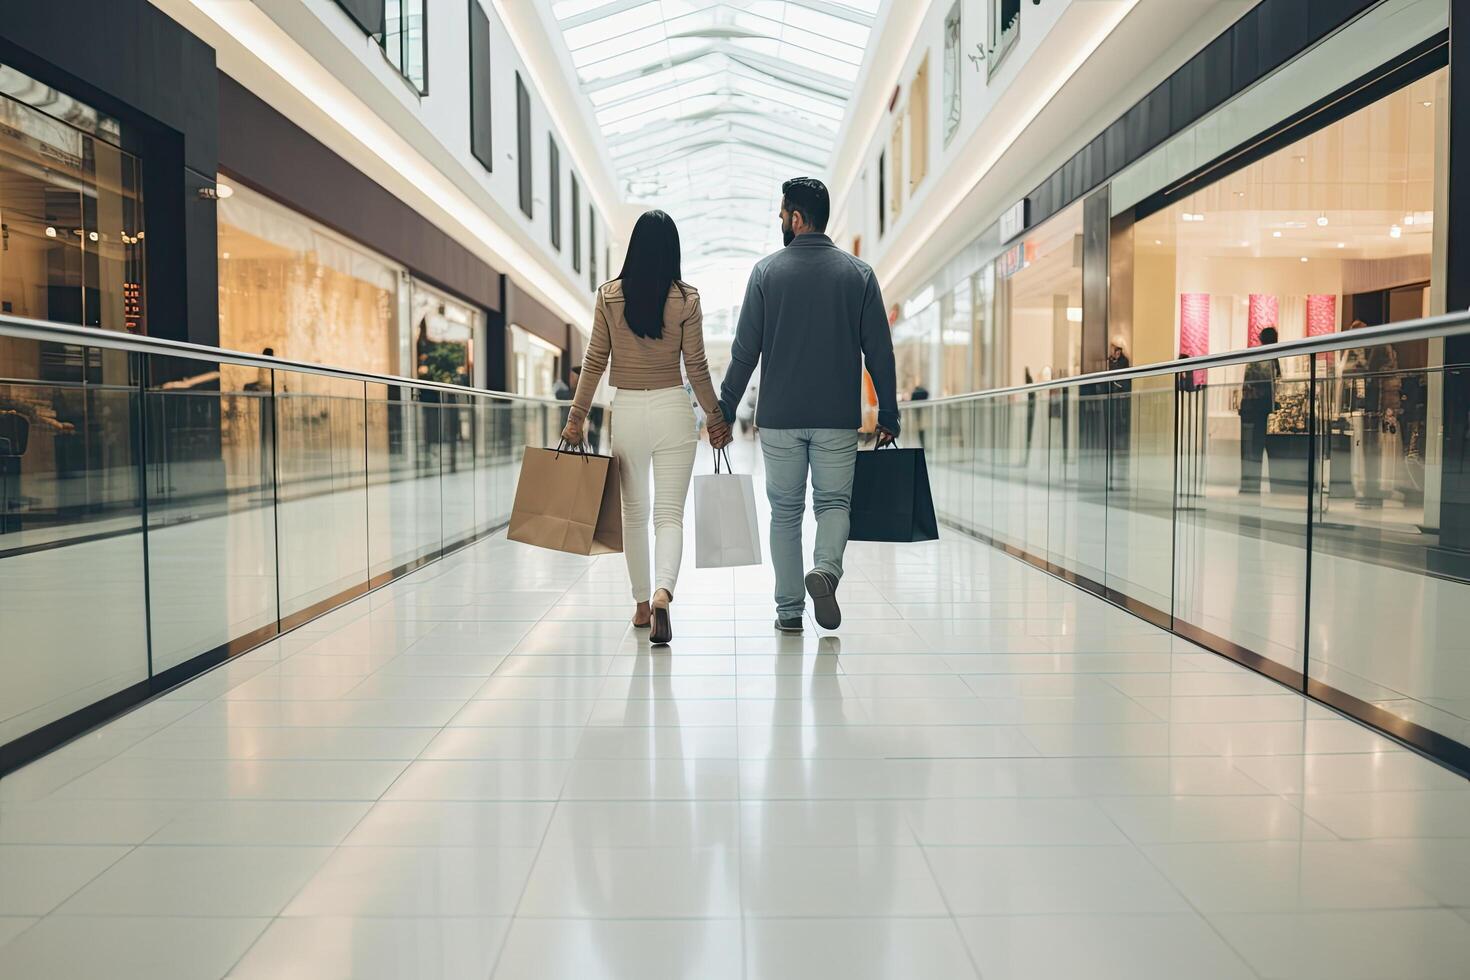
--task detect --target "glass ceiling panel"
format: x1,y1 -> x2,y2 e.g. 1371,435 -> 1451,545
548,0 -> 881,279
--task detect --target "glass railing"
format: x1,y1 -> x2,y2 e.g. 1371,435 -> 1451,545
0,317 -> 597,773
907,314 -> 1470,773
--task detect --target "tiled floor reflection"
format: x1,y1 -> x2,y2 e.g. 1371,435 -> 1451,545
3,461 -> 1470,978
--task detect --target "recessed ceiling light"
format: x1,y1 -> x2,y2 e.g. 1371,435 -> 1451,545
1317,214 -> 1329,227
1390,225 -> 1403,239
1300,256 -> 1309,263
44,226 -> 56,238
1272,231 -> 1283,238
1337,242 -> 1346,249
1153,240 -> 1162,246
1422,100 -> 1434,108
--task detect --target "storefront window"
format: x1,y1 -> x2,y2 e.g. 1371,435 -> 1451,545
995,200 -> 1084,387
218,182 -> 403,377
511,325 -> 560,398
972,264 -> 998,391
893,295 -> 939,399
411,280 -> 481,388
942,280 -> 971,396
0,88 -> 146,334
1127,68 -> 1445,369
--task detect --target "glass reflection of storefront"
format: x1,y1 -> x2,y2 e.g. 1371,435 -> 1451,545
0,73 -> 146,334
217,181 -> 484,388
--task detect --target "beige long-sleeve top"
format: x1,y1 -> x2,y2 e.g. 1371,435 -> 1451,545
569,280 -> 722,425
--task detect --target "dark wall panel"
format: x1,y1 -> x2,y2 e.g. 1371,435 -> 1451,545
333,0 -> 385,37
469,1 -> 493,172
219,74 -> 501,312
516,74 -> 533,219
1257,0 -> 1311,70
1232,8 -> 1265,91
505,281 -> 568,349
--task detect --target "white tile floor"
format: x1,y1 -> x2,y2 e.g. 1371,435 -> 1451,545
3,466 -> 1470,978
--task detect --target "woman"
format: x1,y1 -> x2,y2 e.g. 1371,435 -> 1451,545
562,211 -> 732,645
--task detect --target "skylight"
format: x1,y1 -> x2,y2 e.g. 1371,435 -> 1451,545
548,0 -> 882,295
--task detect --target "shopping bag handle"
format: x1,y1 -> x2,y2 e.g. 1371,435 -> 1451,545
554,438 -> 591,461
713,447 -> 734,473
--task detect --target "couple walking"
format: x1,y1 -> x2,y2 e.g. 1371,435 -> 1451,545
561,177 -> 900,645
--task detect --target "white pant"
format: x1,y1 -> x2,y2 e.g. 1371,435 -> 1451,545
612,386 -> 698,602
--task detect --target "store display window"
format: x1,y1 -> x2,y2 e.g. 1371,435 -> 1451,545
511,325 -> 560,398
217,182 -> 403,378
893,294 -> 939,399
412,280 -> 482,388
0,82 -> 146,335
1126,68 -> 1445,371
994,200 -> 1084,387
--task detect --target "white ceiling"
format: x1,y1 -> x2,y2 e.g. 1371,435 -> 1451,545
544,0 -> 883,297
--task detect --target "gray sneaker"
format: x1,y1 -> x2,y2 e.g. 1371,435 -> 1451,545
774,617 -> 804,634
804,569 -> 841,630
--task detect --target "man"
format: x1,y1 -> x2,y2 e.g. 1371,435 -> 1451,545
718,177 -> 900,633
1238,326 -> 1281,494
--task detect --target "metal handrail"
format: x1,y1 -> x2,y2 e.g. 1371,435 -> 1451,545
0,314 -> 570,405
907,309 -> 1470,407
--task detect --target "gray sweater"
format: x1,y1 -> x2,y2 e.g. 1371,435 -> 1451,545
718,234 -> 900,435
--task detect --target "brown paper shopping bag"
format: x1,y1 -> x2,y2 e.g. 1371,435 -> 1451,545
508,444 -> 623,556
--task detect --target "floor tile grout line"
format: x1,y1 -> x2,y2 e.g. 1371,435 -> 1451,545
1121,814 -> 1274,980
733,573 -> 749,980
909,828 -> 987,980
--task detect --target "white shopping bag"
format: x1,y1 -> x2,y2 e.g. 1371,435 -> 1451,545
694,449 -> 762,568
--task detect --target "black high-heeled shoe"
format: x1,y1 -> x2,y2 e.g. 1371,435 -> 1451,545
650,590 -> 673,646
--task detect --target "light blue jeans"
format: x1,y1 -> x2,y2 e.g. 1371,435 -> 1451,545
760,428 -> 860,619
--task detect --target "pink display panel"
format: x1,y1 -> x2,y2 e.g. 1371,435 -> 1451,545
1307,293 -> 1337,365
1306,294 -> 1337,337
1248,294 -> 1279,347
1180,292 -> 1210,387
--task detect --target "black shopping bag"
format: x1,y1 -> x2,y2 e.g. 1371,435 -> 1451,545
849,446 -> 939,543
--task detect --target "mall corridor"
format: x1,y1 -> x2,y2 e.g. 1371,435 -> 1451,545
3,447 -> 1469,979
6,0 -> 1470,976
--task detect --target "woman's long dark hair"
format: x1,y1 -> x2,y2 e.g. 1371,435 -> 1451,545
617,210 -> 682,339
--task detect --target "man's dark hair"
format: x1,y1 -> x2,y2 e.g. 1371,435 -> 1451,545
782,177 -> 830,233
1259,327 -> 1279,345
